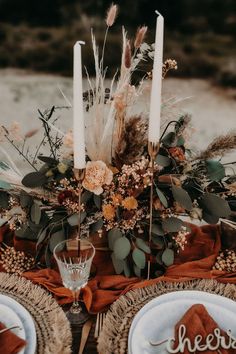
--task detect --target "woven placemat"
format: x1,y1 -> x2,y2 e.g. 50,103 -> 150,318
97,279 -> 236,354
0,272 -> 72,354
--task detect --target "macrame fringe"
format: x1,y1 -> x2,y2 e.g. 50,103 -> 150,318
0,272 -> 72,354
97,279 -> 236,354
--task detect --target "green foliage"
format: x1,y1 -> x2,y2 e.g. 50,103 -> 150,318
172,186 -> 193,211
205,160 -> 225,181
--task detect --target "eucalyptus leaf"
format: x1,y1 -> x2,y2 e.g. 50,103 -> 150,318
162,248 -> 174,266
111,253 -> 124,274
0,191 -> 9,209
162,132 -> 177,147
45,244 -> 52,268
156,252 -> 163,265
15,226 -> 37,240
172,186 -> 193,211
0,179 -> 11,190
20,191 -> 32,208
156,154 -> 171,167
177,136 -> 185,146
136,238 -> 151,254
113,237 -> 131,260
67,212 -> 87,226
93,194 -> 102,209
49,230 -> 66,252
202,211 -> 219,224
81,191 -> 93,204
132,248 -> 146,269
30,203 -> 41,224
90,219 -> 103,233
36,227 -> 48,247
22,172 -> 47,188
108,228 -> 123,250
124,259 -> 131,277
206,160 -> 225,182
200,193 -> 231,218
133,265 -> 141,277
38,156 -> 58,165
152,235 -> 164,248
162,217 -> 184,233
156,187 -> 168,208
151,223 -> 164,236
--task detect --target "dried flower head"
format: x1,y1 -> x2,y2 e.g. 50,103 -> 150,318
124,40 -> 132,69
25,128 -> 39,139
134,26 -> 148,49
82,160 -> 113,195
8,121 -> 22,141
103,204 -> 116,220
63,130 -> 73,149
162,59 -> 178,78
106,3 -> 118,27
122,196 -> 138,210
0,246 -> 34,275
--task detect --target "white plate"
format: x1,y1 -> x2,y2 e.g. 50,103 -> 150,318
0,294 -> 37,354
128,291 -> 236,354
0,303 -> 26,354
130,298 -> 236,354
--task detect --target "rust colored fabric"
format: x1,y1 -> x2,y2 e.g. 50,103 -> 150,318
2,224 -> 236,313
173,304 -> 234,354
0,322 -> 27,354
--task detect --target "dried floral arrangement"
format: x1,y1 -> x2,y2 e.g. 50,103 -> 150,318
0,5 -> 236,278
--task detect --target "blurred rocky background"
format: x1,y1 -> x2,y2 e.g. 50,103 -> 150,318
0,0 -> 235,86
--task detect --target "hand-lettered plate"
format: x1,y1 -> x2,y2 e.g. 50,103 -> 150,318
0,294 -> 36,354
0,303 -> 26,354
128,291 -> 236,354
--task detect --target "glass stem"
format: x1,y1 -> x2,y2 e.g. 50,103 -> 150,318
70,290 -> 82,314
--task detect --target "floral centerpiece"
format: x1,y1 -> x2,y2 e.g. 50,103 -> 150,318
0,5 -> 236,278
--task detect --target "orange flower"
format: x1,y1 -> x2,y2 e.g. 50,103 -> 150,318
169,147 -> 185,161
102,204 -> 116,220
122,196 -> 138,210
82,161 -> 113,195
111,193 -> 123,206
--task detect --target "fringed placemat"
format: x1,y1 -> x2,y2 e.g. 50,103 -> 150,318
0,272 -> 72,354
97,279 -> 236,354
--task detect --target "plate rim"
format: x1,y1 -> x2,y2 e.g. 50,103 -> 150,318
128,290 -> 236,354
0,294 -> 37,354
130,298 -> 236,354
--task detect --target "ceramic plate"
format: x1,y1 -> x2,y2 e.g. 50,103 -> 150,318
129,298 -> 236,354
128,291 -> 236,354
0,294 -> 37,354
0,303 -> 26,354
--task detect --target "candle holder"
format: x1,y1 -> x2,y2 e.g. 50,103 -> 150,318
73,168 -> 85,242
147,141 -> 160,280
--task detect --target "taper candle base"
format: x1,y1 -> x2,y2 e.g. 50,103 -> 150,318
147,141 -> 160,280
73,168 -> 85,182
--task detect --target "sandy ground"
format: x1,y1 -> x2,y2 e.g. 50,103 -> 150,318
0,69 -> 236,173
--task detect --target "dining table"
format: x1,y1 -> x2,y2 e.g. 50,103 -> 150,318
71,318 -> 98,354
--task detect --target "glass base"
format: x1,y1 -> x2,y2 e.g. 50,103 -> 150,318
66,302 -> 90,325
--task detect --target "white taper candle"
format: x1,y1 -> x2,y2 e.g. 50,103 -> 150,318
148,11 -> 164,144
73,41 -> 86,169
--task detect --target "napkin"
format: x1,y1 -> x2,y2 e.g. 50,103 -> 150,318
0,321 -> 27,354
173,304 -> 234,354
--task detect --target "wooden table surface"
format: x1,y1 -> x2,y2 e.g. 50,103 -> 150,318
71,317 -> 98,354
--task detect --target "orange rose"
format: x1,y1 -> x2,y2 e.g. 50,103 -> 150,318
82,161 -> 113,195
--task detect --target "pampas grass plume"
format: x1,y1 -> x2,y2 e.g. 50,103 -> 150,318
134,26 -> 148,48
106,3 -> 118,27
